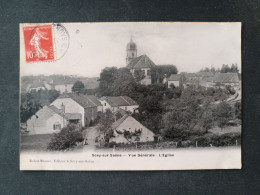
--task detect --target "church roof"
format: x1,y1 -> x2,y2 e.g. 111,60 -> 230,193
126,55 -> 156,69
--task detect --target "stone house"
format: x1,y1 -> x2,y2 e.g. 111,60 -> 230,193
167,74 -> 183,88
26,105 -> 81,135
51,93 -> 102,126
212,73 -> 240,87
109,115 -> 154,143
99,96 -> 139,113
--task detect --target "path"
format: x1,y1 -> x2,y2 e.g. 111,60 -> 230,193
82,126 -> 100,150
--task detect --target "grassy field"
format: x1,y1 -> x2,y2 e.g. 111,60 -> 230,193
20,134 -> 53,152
208,125 -> 241,135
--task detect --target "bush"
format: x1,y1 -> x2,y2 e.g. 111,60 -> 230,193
47,124 -> 84,151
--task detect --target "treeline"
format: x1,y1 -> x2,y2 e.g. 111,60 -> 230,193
20,89 -> 60,123
200,64 -> 239,73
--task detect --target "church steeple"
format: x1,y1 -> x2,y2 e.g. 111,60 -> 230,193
126,35 -> 137,65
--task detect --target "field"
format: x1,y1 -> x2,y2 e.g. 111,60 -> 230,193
20,134 -> 53,152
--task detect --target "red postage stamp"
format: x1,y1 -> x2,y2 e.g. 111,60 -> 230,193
23,24 -> 55,62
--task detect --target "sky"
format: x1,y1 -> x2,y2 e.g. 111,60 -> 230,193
20,22 -> 241,77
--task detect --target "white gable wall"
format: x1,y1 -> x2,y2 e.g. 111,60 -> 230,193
54,84 -> 73,93
168,80 -> 180,88
99,100 -> 112,112
27,107 -> 67,135
51,98 -> 85,126
114,116 -> 154,143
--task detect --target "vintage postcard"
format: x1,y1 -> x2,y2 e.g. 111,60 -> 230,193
20,22 -> 241,170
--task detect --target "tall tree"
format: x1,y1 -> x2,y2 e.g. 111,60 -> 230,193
98,67 -> 118,96
72,80 -> 86,94
230,64 -> 239,73
220,64 -> 231,73
151,65 -> 178,84
214,102 -> 233,130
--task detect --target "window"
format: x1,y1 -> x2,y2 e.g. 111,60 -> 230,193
104,103 -> 106,106
147,69 -> 151,76
53,122 -> 61,130
125,106 -> 127,110
142,70 -> 145,75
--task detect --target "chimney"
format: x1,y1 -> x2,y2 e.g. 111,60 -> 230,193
60,103 -> 65,113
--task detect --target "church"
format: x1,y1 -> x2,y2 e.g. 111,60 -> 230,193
125,36 -> 156,85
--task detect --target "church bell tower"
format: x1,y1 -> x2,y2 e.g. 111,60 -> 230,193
126,35 -> 137,65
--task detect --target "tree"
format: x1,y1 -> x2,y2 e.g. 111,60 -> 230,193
47,124 -> 84,150
234,102 -> 241,119
220,64 -> 231,73
200,109 -> 214,133
133,69 -> 145,82
214,102 -> 233,130
99,109 -> 115,133
72,80 -> 85,94
210,67 -> 216,74
151,65 -> 178,84
20,89 -> 60,123
230,64 -> 239,73
98,67 -> 118,96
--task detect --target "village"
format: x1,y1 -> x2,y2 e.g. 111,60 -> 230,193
20,37 -> 241,152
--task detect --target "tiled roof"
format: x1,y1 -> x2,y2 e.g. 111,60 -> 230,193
57,93 -> 101,108
111,114 -> 129,129
85,95 -> 102,106
168,74 -> 181,81
99,96 -> 138,107
127,55 -> 156,69
213,73 -> 239,83
48,105 -> 81,120
197,72 -> 214,77
30,80 -> 45,88
64,113 -> 82,120
53,77 -> 76,85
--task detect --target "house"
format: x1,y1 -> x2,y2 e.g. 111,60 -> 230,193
28,80 -> 46,92
167,74 -> 183,88
99,96 -> 139,113
109,115 -> 154,143
212,73 -> 240,87
51,93 -> 102,126
26,105 -> 81,135
51,77 -> 76,93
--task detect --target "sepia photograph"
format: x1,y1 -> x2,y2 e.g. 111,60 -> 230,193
19,22 -> 241,170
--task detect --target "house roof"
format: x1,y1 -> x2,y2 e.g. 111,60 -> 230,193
57,93 -> 101,108
126,55 -> 156,69
30,80 -> 45,88
115,108 -> 128,116
111,114 -> 129,129
99,96 -> 138,107
53,77 -> 76,85
48,105 -> 82,120
64,113 -> 82,120
168,74 -> 181,81
197,72 -> 214,77
213,73 -> 239,83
